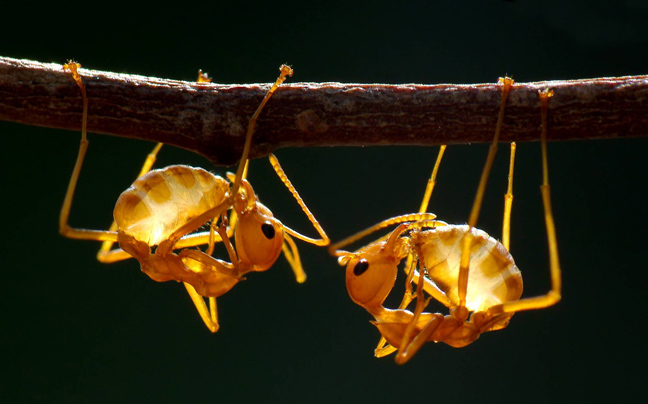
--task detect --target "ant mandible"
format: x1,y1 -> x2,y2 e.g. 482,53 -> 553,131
330,78 -> 561,364
60,62 -> 329,332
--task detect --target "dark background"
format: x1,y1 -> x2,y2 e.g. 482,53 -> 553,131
1,2 -> 646,402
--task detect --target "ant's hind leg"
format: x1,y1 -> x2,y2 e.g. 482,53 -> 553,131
419,145 -> 447,214
502,142 -> 516,251
491,89 -> 561,315
457,77 -> 514,307
59,62 -> 118,244
184,283 -> 219,333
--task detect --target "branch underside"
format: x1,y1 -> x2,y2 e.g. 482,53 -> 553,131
1,56 -> 646,165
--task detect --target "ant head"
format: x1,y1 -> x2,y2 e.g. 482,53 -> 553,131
234,197 -> 284,272
343,241 -> 401,310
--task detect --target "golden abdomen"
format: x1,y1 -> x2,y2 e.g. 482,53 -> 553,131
114,165 -> 229,246
412,225 -> 523,313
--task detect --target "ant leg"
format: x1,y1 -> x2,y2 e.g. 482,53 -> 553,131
59,62 -> 118,243
418,145 -> 447,214
171,66 -> 293,249
396,228 -> 452,313
399,251 -> 422,309
173,231 -> 226,249
208,296 -> 217,329
165,194 -> 235,246
214,213 -> 240,273
457,77 -> 514,307
183,282 -> 219,333
267,153 -> 330,247
95,249 -> 133,263
179,248 -> 241,333
374,251 -> 420,358
490,89 -> 561,315
502,142 -> 516,250
172,210 -> 234,252
178,217 -> 241,278
197,69 -> 211,83
329,212 -> 439,255
407,145 -> 449,302
179,250 -> 239,277
395,312 -> 445,364
180,202 -> 223,334
281,233 -> 307,283
179,219 -> 241,330
395,257 -> 429,362
374,344 -> 398,358
228,65 -> 293,200
375,223 -> 452,358
204,220 -> 219,256
398,221 -> 454,308
136,142 -> 164,178
225,170 -> 247,236
204,212 -> 234,257
394,263 -> 445,365
395,256 -> 470,363
179,209 -> 241,276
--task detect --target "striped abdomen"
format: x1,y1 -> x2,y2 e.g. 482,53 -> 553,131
114,165 -> 229,246
411,225 -> 523,313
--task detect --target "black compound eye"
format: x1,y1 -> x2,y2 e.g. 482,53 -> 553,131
353,258 -> 370,276
261,221 -> 276,239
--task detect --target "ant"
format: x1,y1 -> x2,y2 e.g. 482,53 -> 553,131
60,62 -> 329,332
330,78 -> 561,364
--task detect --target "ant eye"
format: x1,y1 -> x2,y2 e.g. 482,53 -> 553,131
353,258 -> 370,276
261,221 -> 276,239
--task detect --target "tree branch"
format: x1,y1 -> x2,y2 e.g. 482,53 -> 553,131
1,56 -> 646,165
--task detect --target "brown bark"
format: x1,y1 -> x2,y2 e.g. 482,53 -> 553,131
1,56 -> 646,165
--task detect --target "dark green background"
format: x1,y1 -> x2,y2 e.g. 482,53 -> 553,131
2,2 -> 646,402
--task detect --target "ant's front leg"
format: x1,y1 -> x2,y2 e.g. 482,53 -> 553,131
215,212 -> 242,274
204,213 -> 233,257
374,252 -> 420,358
395,263 -> 440,364
179,215 -> 242,334
178,212 -> 244,283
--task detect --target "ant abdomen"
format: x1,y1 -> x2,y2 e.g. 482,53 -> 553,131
114,165 -> 228,246
412,225 -> 522,313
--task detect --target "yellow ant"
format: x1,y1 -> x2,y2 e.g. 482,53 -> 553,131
60,62 -> 329,332
330,78 -> 561,364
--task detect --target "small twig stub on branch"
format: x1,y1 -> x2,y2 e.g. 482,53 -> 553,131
1,56 -> 646,165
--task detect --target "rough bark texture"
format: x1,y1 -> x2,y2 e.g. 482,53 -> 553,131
1,56 -> 646,165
